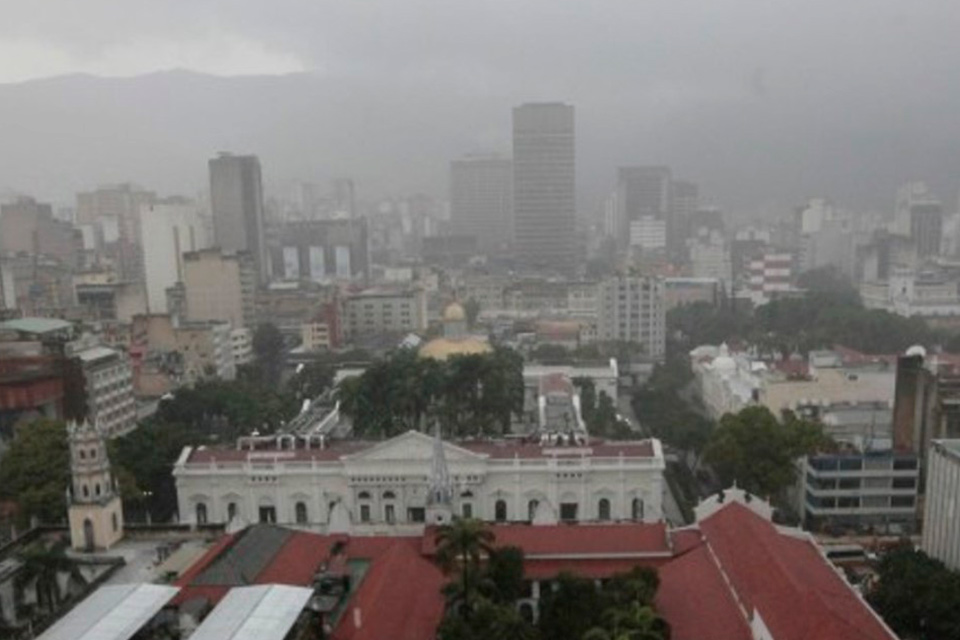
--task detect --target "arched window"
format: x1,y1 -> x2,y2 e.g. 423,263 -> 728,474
227,502 -> 238,521
358,491 -> 371,500
528,499 -> 539,521
295,501 -> 308,524
90,448 -> 97,459
111,512 -> 118,532
196,503 -> 208,525
598,498 -> 611,521
79,449 -> 86,460
82,484 -> 89,498
383,490 -> 396,500
461,490 -> 474,498
495,500 -> 507,522
632,498 -> 644,521
95,483 -> 101,497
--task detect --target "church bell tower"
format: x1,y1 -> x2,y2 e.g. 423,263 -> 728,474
67,419 -> 124,551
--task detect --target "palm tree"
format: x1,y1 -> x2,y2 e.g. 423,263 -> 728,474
434,518 -> 495,621
16,540 -> 86,614
583,602 -> 669,640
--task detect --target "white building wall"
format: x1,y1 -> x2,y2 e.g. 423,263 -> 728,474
140,202 -> 209,314
922,440 -> 960,570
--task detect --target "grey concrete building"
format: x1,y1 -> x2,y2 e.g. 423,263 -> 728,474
512,103 -> 577,273
209,153 -> 267,283
450,154 -> 513,253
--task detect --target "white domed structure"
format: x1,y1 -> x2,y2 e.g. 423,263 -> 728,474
906,345 -> 927,358
443,302 -> 466,323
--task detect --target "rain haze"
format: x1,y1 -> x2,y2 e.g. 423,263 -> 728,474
1,0 -> 959,213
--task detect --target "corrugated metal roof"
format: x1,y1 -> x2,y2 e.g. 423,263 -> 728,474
0,317 -> 72,335
192,525 -> 293,586
189,585 -> 313,640
37,583 -> 179,640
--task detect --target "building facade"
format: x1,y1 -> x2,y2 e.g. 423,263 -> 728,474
67,420 -> 124,551
174,430 -> 665,529
512,103 -> 577,273
597,275 -> 666,361
140,200 -> 209,313
270,217 -> 369,284
72,344 -> 136,437
181,248 -> 257,329
922,439 -> 960,570
450,154 -> 513,253
342,288 -> 427,340
209,153 -> 268,283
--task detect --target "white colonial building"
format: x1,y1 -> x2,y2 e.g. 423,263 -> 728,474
690,343 -> 762,419
174,430 -> 665,531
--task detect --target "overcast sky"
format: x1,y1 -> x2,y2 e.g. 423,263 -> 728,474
3,1 -> 960,212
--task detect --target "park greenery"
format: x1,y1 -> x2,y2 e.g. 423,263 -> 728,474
670,265 -> 942,355
868,544 -> 960,639
434,518 -> 670,640
0,419 -> 70,527
704,406 -> 834,501
337,347 -> 525,438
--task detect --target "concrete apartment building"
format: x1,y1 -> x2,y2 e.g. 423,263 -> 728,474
512,103 -> 577,273
181,248 -> 256,329
139,200 -> 209,313
209,153 -> 268,283
597,275 -> 666,362
271,217 -> 369,283
0,196 -> 79,266
76,183 -> 156,280
342,288 -> 427,341
449,153 -> 513,253
69,341 -> 137,437
617,166 -> 672,252
922,439 -> 960,570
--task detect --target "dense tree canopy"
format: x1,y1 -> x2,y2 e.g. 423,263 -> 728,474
338,347 -> 525,438
251,322 -> 287,389
704,406 -> 834,500
869,545 -> 960,640
0,420 -> 70,527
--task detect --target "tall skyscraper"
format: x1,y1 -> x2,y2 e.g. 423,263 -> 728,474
512,103 -> 577,272
209,153 -> 267,282
670,180 -> 699,257
450,153 -> 513,253
616,166 -> 672,252
140,200 -> 210,313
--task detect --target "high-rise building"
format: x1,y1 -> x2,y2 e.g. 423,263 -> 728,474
597,275 -> 665,361
270,218 -> 369,283
140,200 -> 209,313
76,183 -> 156,280
0,196 -> 79,266
450,154 -> 513,253
209,153 -> 267,283
670,180 -> 699,256
512,103 -> 577,272
923,439 -> 960,570
910,201 -> 943,258
616,167 -> 672,246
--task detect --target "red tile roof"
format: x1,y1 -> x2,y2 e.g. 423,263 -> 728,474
656,544 -> 751,640
524,557 -> 669,580
698,502 -> 897,640
332,541 -> 445,640
484,522 -> 671,558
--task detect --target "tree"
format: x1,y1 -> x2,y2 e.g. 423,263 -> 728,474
537,572 -> 606,640
704,406 -> 832,500
16,540 -> 85,614
583,602 -> 669,640
438,597 -> 540,640
484,546 -> 526,604
869,544 -> 960,639
464,298 -> 481,329
0,419 -> 70,527
434,518 -> 496,621
252,322 -> 286,389
288,361 -> 334,400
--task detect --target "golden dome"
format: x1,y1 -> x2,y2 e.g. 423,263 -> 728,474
418,337 -> 492,361
443,302 -> 466,322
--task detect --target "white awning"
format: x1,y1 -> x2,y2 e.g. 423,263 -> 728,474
38,583 -> 179,640
189,585 -> 313,640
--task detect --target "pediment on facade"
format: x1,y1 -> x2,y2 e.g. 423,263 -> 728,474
343,430 -> 487,462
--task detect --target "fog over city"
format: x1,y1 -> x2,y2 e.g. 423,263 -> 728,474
3,0 -> 960,212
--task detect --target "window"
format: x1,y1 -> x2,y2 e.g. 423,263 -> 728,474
358,491 -> 371,500
598,498 -> 611,521
560,503 -> 578,522
196,503 -> 208,525
95,483 -> 101,496
632,498 -> 644,521
838,478 -> 860,490
837,497 -> 860,509
891,496 -> 915,508
408,507 -> 425,523
838,458 -> 863,471
227,502 -> 238,521
462,503 -> 473,519
79,449 -> 86,460
295,502 -> 308,524
82,484 -> 89,498
385,504 -> 396,524
259,506 -> 277,523
383,490 -> 396,500
892,477 -> 916,490
528,499 -> 539,521
112,512 -> 118,532
360,504 -> 371,523
90,448 -> 97,459
494,500 -> 507,522
893,458 -> 918,471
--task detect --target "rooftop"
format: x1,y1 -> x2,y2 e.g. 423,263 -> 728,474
0,317 -> 73,336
